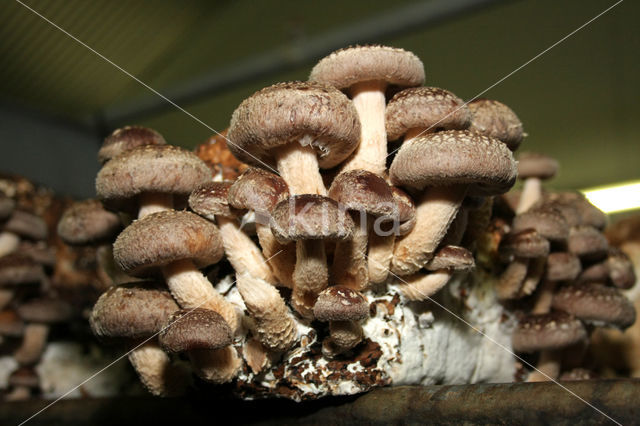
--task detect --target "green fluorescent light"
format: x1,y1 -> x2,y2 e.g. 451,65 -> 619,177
581,181 -> 640,214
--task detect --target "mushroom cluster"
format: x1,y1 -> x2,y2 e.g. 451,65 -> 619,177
81,45 -> 635,400
491,156 -> 637,381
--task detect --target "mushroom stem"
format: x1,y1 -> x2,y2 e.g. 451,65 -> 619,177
14,323 -> 49,365
189,346 -> 242,384
128,340 -> 190,397
332,215 -> 369,291
323,320 -> 364,357
275,140 -> 326,195
341,81 -> 388,176
392,185 -> 467,276
292,239 -> 328,318
217,217 -> 276,285
255,223 -> 295,288
0,232 -> 20,258
519,257 -> 546,297
516,177 -> 542,214
367,229 -> 395,285
162,259 -> 239,333
527,350 -> 562,382
531,279 -> 557,315
496,258 -> 529,300
138,193 -> 174,218
236,272 -> 298,351
0,289 -> 14,310
397,270 -> 452,301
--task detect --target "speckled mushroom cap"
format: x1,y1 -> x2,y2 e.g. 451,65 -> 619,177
328,170 -> 397,218
467,99 -> 524,151
517,152 -> 559,180
499,229 -> 550,260
113,210 -> 224,277
546,252 -> 582,281
385,87 -> 470,141
0,254 -> 43,286
90,281 -> 179,340
188,181 -> 239,221
17,298 -> 73,323
389,130 -> 517,196
98,126 -> 166,164
553,283 -> 636,329
3,210 -> 48,241
511,206 -> 569,243
544,192 -> 607,230
391,187 -> 416,236
568,225 -> 609,261
309,45 -> 424,90
0,195 -> 15,221
228,167 -> 289,216
270,195 -> 353,243
607,248 -> 636,289
57,199 -> 121,245
425,245 -> 475,271
512,311 -> 587,353
313,286 -> 369,322
96,145 -> 211,209
159,308 -> 232,353
226,81 -> 361,169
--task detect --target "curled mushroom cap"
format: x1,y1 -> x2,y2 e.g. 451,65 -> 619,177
188,181 -> 238,221
90,281 -> 179,340
57,199 -> 121,245
227,81 -> 360,169
552,283 -> 636,330
517,152 -> 559,180
511,206 -> 569,243
113,210 -> 224,277
467,99 -> 524,151
96,145 -> 211,209
17,298 -> 73,323
546,252 -> 582,282
328,170 -> 397,218
309,44 -> 424,90
0,254 -> 43,287
499,229 -> 550,260
98,126 -> 166,164
313,286 -> 369,322
270,195 -> 353,243
159,308 -> 232,353
385,87 -> 470,141
228,168 -> 289,217
512,311 -> 587,353
389,130 -> 517,196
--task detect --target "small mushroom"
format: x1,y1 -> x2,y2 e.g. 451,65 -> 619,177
496,229 -> 549,300
98,126 -> 166,164
313,286 -> 369,358
531,252 -> 581,314
606,248 -> 636,289
515,152 -> 558,214
467,98 -> 525,151
310,45 -> 424,175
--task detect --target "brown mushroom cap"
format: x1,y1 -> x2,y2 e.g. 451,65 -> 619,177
0,254 -> 43,287
385,87 -> 470,141
309,44 -> 424,90
391,186 -> 416,236
544,192 -> 607,230
313,286 -> 369,322
188,181 -> 238,221
607,248 -> 636,289
90,281 -> 179,340
517,152 -> 559,180
57,199 -> 121,245
499,229 -> 550,259
0,309 -> 25,337
270,195 -> 353,243
3,210 -> 48,241
552,283 -> 636,329
0,195 -> 15,221
159,308 -> 232,353
546,252 -> 582,282
389,130 -> 517,196
512,311 -> 587,353
568,225 -> 609,261
425,245 -> 475,271
511,206 -> 569,243
577,261 -> 610,284
227,81 -> 360,169
227,167 -> 289,217
328,170 -> 397,218
96,145 -> 211,209
467,99 -> 524,151
98,126 -> 167,164
17,298 -> 73,323
113,210 -> 224,277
